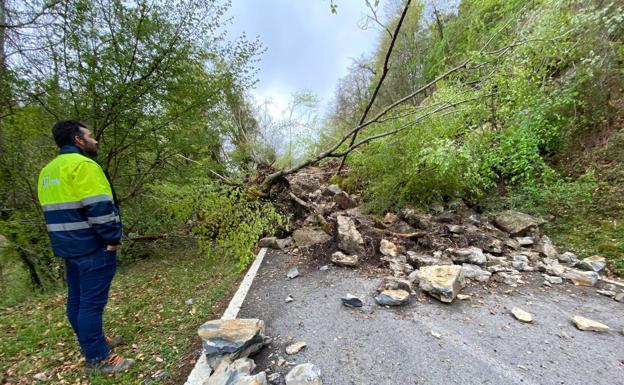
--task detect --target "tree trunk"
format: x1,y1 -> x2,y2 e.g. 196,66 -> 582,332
18,250 -> 43,290
0,0 -> 7,160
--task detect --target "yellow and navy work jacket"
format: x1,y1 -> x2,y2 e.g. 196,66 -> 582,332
38,145 -> 121,258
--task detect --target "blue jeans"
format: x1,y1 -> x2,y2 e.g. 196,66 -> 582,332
64,247 -> 117,362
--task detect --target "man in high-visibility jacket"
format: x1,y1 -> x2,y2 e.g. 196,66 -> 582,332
38,120 -> 134,374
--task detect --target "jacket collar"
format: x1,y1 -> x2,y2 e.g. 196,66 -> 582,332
59,144 -> 85,155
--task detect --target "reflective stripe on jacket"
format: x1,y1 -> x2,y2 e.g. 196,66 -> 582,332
38,145 -> 122,258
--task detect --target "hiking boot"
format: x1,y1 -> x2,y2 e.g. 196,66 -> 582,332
85,353 -> 135,375
105,335 -> 125,348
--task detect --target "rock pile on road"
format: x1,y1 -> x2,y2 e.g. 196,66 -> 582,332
258,164 -> 624,307
197,318 -> 323,385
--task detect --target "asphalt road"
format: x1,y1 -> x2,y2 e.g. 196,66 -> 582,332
238,248 -> 624,385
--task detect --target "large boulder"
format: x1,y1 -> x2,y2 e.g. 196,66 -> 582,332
337,216 -> 364,254
494,211 -> 546,236
285,363 -> 323,385
418,265 -> 465,303
198,319 -> 266,361
293,227 -> 332,248
205,357 -> 267,385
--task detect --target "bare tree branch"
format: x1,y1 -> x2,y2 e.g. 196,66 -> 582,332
337,0 -> 412,173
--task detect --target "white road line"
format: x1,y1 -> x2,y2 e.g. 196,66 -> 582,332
184,247 -> 268,385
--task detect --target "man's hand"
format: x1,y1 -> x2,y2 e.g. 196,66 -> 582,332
106,245 -> 118,252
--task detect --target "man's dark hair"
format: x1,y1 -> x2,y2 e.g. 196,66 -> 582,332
52,120 -> 87,148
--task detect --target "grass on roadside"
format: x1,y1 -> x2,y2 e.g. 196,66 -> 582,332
0,247 -> 242,385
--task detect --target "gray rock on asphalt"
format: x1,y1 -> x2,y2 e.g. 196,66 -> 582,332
418,265 -> 465,303
285,363 -> 323,385
287,267 -> 300,279
375,289 -> 411,306
341,294 -> 364,308
286,341 -> 307,355
572,315 -> 610,332
511,307 -> 533,323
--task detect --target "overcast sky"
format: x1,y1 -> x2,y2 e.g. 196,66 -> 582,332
226,1 -> 383,116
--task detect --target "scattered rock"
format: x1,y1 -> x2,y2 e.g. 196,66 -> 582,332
432,211 -> 458,223
558,251 -> 578,264
377,277 -> 412,293
258,237 -> 278,249
448,225 -> 464,234
268,372 -> 281,383
448,247 -> 486,266
324,184 -> 342,195
286,341 -> 307,355
493,272 -> 522,287
538,236 -> 558,259
293,227 -> 332,248
205,357 -> 267,385
341,294 -> 364,308
457,293 -> 471,300
336,215 -> 364,254
576,256 -> 607,273
185,298 -> 194,305
330,251 -> 359,267
572,315 -> 610,332
560,268 -> 599,286
511,255 -> 531,272
285,296 -> 294,303
597,290 -> 616,297
515,236 -> 534,246
387,220 -> 416,234
461,263 -> 492,282
494,211 -> 545,236
398,207 -> 430,229
383,212 -> 398,224
511,307 -> 533,323
285,363 -> 322,385
615,292 -> 624,302
375,289 -> 410,306
543,275 -> 563,284
198,319 -> 267,362
379,239 -> 398,257
418,265 -> 465,303
319,265 -> 329,271
334,191 -> 357,210
406,251 -> 452,268
33,373 -> 47,382
431,331 -> 442,339
287,267 -> 300,279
